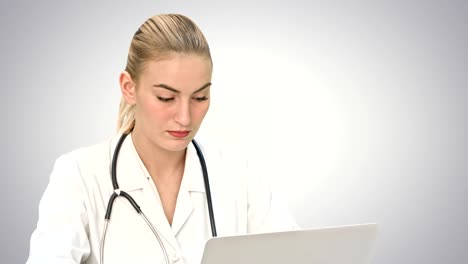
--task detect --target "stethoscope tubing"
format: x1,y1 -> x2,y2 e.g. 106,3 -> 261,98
100,133 -> 217,264
191,139 -> 217,237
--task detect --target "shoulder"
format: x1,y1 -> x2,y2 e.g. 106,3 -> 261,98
193,137 -> 248,171
52,136 -> 115,180
193,137 -> 250,191
194,136 -> 248,166
71,137 -> 113,168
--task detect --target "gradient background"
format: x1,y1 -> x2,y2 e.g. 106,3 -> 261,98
1,0 -> 467,263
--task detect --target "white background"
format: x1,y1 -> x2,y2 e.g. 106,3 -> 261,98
1,0 -> 467,263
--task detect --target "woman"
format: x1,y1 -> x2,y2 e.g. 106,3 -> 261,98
27,14 -> 298,264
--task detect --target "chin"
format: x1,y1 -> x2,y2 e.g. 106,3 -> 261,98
163,138 -> 192,152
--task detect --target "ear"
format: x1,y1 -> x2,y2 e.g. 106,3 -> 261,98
119,71 -> 137,104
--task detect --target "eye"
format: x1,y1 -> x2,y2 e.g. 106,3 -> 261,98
193,96 -> 209,102
157,96 -> 174,102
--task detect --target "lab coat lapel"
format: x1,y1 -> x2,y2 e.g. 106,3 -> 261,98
113,134 -> 146,192
114,134 -> 179,250
171,142 -> 206,236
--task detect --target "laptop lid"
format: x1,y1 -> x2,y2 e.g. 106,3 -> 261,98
200,223 -> 378,264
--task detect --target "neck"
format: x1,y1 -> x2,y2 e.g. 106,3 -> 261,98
130,131 -> 186,180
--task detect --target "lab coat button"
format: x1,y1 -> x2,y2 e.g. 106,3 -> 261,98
171,252 -> 180,261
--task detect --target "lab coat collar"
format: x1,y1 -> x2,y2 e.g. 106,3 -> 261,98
109,134 -> 207,236
184,140 -> 207,193
109,133 -> 147,192
171,140 -> 207,235
109,133 -> 207,193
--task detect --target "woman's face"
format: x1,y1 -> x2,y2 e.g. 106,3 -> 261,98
131,53 -> 212,152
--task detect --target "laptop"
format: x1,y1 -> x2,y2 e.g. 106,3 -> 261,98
200,223 -> 378,264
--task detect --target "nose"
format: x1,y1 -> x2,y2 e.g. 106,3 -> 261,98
174,99 -> 191,127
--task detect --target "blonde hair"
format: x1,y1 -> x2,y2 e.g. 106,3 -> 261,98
117,14 -> 212,134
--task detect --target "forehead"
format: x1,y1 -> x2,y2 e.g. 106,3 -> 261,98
139,53 -> 212,90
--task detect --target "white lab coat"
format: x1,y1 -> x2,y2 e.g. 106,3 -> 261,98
26,134 -> 298,264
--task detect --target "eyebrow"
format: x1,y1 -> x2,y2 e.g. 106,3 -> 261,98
152,82 -> 212,94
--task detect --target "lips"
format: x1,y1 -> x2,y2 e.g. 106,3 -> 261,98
167,130 -> 191,138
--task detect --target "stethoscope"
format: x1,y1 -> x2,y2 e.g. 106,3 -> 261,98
100,133 -> 217,264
